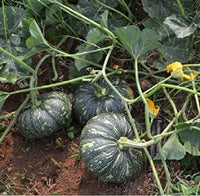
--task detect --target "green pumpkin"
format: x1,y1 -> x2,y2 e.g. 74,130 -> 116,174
79,113 -> 145,183
18,91 -> 72,139
72,76 -> 134,125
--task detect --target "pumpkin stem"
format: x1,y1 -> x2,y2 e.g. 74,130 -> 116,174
118,136 -> 157,150
93,82 -> 107,97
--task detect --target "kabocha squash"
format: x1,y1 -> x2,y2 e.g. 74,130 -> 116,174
73,76 -> 134,125
79,113 -> 145,183
18,91 -> 72,139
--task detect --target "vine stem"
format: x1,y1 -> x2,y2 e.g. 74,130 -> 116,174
52,45 -> 114,71
98,44 -> 131,102
118,0 -> 136,21
162,87 -> 178,123
124,102 -> 140,140
176,0 -> 186,18
162,84 -> 200,96
192,79 -> 200,115
129,81 -> 200,105
157,143 -> 173,194
117,115 -> 182,149
144,148 -> 165,195
134,58 -> 152,139
0,94 -> 30,144
6,75 -> 94,96
29,54 -> 51,106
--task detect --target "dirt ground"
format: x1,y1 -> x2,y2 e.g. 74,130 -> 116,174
0,122 -> 152,195
0,55 -> 154,195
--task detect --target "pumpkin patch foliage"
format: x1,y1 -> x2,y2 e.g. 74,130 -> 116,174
0,0 -> 200,195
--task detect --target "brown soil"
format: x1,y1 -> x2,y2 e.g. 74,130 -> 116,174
0,125 -> 151,195
0,54 -> 152,195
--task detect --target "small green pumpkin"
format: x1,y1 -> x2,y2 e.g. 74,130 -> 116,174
18,91 -> 72,139
79,113 -> 145,183
72,76 -> 134,125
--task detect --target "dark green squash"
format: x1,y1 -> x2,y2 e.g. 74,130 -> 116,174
72,76 -> 134,125
79,113 -> 145,183
18,91 -> 72,139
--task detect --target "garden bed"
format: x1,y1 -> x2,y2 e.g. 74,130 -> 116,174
0,0 -> 200,195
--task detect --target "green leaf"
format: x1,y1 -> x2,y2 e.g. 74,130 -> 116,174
143,17 -> 193,63
160,36 -> 192,63
143,17 -> 174,40
101,10 -> 108,28
68,62 -> 88,81
74,44 -> 103,71
115,26 -> 140,58
141,0 -> 193,18
194,176 -> 200,183
164,14 -> 197,38
154,134 -> 186,160
115,25 -> 160,59
63,0 -> 128,37
26,19 -> 48,48
86,28 -> 107,48
0,6 -> 31,79
0,73 -> 14,83
23,18 -> 49,59
6,73 -> 14,82
179,120 -> 200,156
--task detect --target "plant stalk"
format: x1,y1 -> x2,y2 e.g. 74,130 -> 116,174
93,83 -> 107,97
7,75 -> 94,96
134,59 -> 152,139
176,0 -> 186,18
144,148 -> 165,195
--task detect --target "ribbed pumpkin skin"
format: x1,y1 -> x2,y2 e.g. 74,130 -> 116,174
18,91 -> 72,139
73,77 -> 134,125
79,113 -> 145,183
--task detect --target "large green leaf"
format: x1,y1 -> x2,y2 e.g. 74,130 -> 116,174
179,120 -> 200,156
160,36 -> 192,63
143,17 -> 193,63
154,134 -> 186,160
24,19 -> 49,59
141,0 -> 193,18
0,6 -> 31,80
26,19 -> 48,48
143,17 -> 174,40
164,14 -> 198,38
115,25 -> 161,59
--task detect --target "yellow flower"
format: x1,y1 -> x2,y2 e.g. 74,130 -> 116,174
166,62 -> 197,81
166,61 -> 183,73
182,71 -> 198,80
113,64 -> 120,70
146,98 -> 160,118
166,61 -> 184,80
